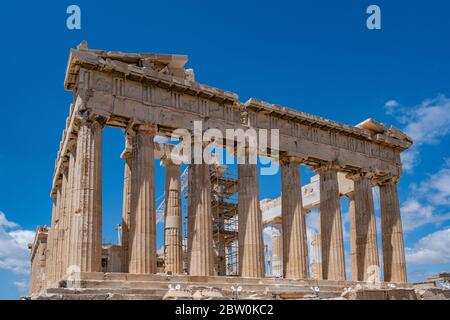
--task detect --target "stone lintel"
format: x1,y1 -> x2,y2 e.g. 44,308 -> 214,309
65,45 -> 411,150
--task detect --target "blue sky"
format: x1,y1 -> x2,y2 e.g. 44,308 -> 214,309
1,0 -> 450,299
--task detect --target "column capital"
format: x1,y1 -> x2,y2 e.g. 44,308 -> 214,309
121,131 -> 133,161
136,123 -> 157,135
345,190 -> 355,200
66,142 -> 77,155
346,171 -> 375,182
160,155 -> 181,167
372,174 -> 400,186
60,155 -> 70,174
52,174 -> 63,195
137,123 -> 157,135
313,161 -> 342,174
280,155 -> 303,165
75,110 -> 107,129
126,122 -> 157,136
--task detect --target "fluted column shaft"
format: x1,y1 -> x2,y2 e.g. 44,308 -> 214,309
238,163 -> 265,278
281,159 -> 308,279
121,145 -> 132,273
348,194 -> 358,280
379,180 -> 407,283
68,118 -> 103,272
187,163 -> 214,276
47,192 -> 59,284
62,150 -> 76,278
352,175 -> 380,281
55,168 -> 69,280
271,224 -> 282,277
163,161 -> 183,274
318,165 -> 346,280
311,232 -> 322,280
128,129 -> 157,274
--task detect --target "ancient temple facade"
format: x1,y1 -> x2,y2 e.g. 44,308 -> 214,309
28,43 -> 413,299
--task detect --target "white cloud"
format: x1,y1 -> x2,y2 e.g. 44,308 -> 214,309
385,151 -> 450,236
0,212 -> 35,275
9,230 -> 35,249
401,198 -> 450,232
385,100 -> 400,108
400,148 -> 420,174
385,95 -> 450,172
0,212 -> 18,228
406,228 -> 450,265
415,160 -> 450,206
306,209 -> 319,234
341,210 -> 350,241
13,280 -> 28,296
398,160 -> 450,232
403,96 -> 450,145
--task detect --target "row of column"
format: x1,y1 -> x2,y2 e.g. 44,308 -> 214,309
47,117 -> 103,285
317,164 -> 407,283
184,158 -> 407,283
47,119 -> 406,284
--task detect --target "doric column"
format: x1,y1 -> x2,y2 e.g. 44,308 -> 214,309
62,148 -> 76,278
379,179 -> 407,283
162,158 -> 183,274
238,162 -> 265,278
128,126 -> 157,274
187,164 -> 214,276
347,192 -> 358,280
349,173 -> 380,281
317,163 -> 346,280
271,224 -> 283,277
46,191 -> 59,284
187,163 -> 214,276
120,133 -> 132,273
310,232 -> 322,280
55,167 -> 69,281
67,116 -> 103,272
281,158 -> 308,279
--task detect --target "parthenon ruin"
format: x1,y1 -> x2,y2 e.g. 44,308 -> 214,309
28,42 -> 417,299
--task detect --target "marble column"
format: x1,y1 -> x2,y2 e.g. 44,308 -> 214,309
47,191 -> 59,284
310,232 -> 322,280
62,149 -> 76,278
55,167 -> 69,280
379,179 -> 407,283
347,193 -> 358,280
187,163 -> 214,276
238,163 -> 265,278
120,134 -> 132,273
318,164 -> 346,280
67,117 -> 103,272
128,127 -> 157,274
162,159 -> 183,274
350,174 -> 380,281
271,224 -> 283,277
281,158 -> 308,279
